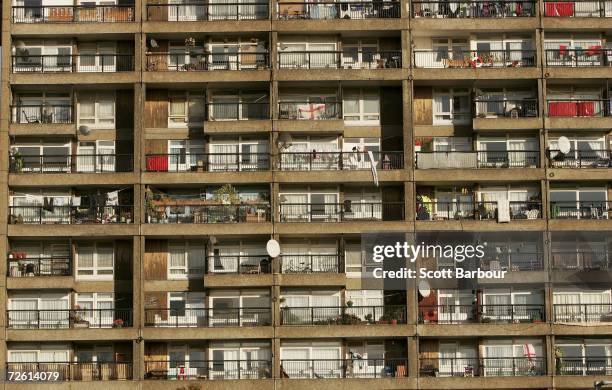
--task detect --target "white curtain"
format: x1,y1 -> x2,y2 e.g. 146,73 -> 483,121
209,144 -> 238,171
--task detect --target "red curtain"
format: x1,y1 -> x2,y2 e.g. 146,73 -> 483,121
146,155 -> 168,172
545,2 -> 574,16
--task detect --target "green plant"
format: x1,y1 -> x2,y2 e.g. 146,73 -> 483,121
11,149 -> 23,173
365,313 -> 373,324
213,184 -> 240,204
346,300 -> 354,308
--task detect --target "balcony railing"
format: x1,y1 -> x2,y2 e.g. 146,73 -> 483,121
11,5 -> 135,23
144,307 -> 271,327
279,202 -> 405,222
7,309 -> 132,329
474,98 -> 538,118
12,54 -> 134,73
415,151 -> 540,169
278,50 -> 401,69
146,52 -> 269,71
278,101 -> 341,120
146,3 -> 269,21
6,362 -> 133,381
146,203 -> 271,224
547,99 -> 610,117
412,0 -> 536,17
207,102 -> 270,120
11,104 -> 73,124
7,256 -> 71,277
544,0 -> 612,17
279,151 -> 404,170
281,254 -> 341,273
553,304 -> 612,323
280,305 -> 406,325
146,153 -> 269,172
419,357 -> 546,377
10,154 -> 133,173
479,252 -> 544,271
9,205 -> 134,225
548,150 -> 611,168
418,304 -> 545,324
545,48 -> 612,67
206,255 -> 272,274
281,358 -> 408,378
550,201 -> 612,219
413,49 -> 536,68
144,360 -> 271,380
416,201 -> 542,221
551,250 -> 610,270
556,357 -> 612,376
276,2 -> 401,19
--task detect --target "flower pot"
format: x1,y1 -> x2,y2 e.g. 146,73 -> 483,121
391,319 -> 398,325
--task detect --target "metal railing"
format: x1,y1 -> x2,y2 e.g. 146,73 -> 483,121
12,54 -> 134,73
146,203 -> 271,224
146,52 -> 269,71
556,357 -> 612,375
7,256 -> 71,277
550,201 -> 612,219
545,48 -> 612,67
413,49 -> 536,68
206,255 -> 272,274
6,362 -> 132,381
11,104 -> 73,124
281,254 -> 341,273
279,202 -> 405,222
553,304 -> 612,323
207,102 -> 270,120
10,154 -> 133,173
11,5 -> 135,23
278,101 -> 341,120
278,50 -> 401,69
416,201 -> 542,220
479,252 -> 544,271
419,357 -> 546,377
279,151 -> 404,170
145,153 -> 269,172
7,309 -> 132,329
9,205 -> 134,225
474,98 -> 538,117
281,305 -> 406,325
412,0 -> 536,17
544,0 -> 612,17
550,250 -> 610,270
548,149 -> 611,168
144,360 -> 271,380
144,307 -> 271,327
547,99 -> 610,117
276,2 -> 401,19
281,358 -> 408,378
418,304 -> 544,324
415,151 -> 540,169
146,3 -> 269,21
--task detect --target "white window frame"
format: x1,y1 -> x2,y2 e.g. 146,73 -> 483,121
168,91 -> 205,128
77,91 -> 115,129
75,242 -> 114,280
433,88 -> 471,125
342,88 -> 380,125
167,240 -> 205,280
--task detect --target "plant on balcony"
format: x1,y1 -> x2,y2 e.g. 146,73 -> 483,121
184,37 -> 196,47
10,148 -> 23,173
365,313 -> 374,324
346,300 -> 354,308
113,318 -> 124,328
531,311 -> 543,323
213,184 -> 240,205
480,316 -> 491,323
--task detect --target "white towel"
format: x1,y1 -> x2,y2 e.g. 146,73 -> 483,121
497,199 -> 511,223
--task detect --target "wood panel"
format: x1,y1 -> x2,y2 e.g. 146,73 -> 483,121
144,239 -> 167,280
419,339 -> 439,370
145,139 -> 168,155
145,342 -> 168,374
145,292 -> 168,322
116,90 -> 134,130
145,90 -> 169,129
413,87 -> 433,126
115,240 -> 133,281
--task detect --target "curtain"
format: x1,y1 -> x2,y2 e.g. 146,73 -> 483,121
169,247 -> 186,277
209,144 -> 238,171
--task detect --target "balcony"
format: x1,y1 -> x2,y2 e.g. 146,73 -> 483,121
11,104 -> 72,124
280,305 -> 406,325
548,149 -> 611,168
474,98 -> 538,118
279,151 -> 404,171
278,51 -> 402,69
279,202 -> 405,222
547,99 -> 610,117
7,256 -> 71,277
12,54 -> 134,73
413,50 -> 536,68
550,201 -> 612,219
10,154 -> 133,174
207,102 -> 270,120
480,251 -> 544,271
551,250 -> 611,270
281,254 -> 341,273
7,309 -> 132,329
146,203 -> 271,224
9,205 -> 134,225
556,357 -> 612,376
278,101 -> 341,120
545,48 -> 612,67
11,5 -> 135,23
146,52 -> 269,71
544,0 -> 612,17
144,307 -> 271,327
553,304 -> 612,323
206,254 -> 272,274
146,2 -> 269,21
145,153 -> 269,172
144,360 -> 271,380
281,358 -> 408,378
276,2 -> 401,20
412,0 -> 536,17
418,304 -> 545,324
6,362 -> 133,381
419,357 -> 546,377
415,151 -> 540,169
416,200 -> 542,220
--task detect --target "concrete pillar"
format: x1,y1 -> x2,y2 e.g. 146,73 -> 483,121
407,336 -> 418,378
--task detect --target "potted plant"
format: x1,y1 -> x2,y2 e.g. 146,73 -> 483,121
113,318 -> 124,328
10,148 -> 23,173
346,300 -> 354,308
531,311 -> 543,323
365,313 -> 374,324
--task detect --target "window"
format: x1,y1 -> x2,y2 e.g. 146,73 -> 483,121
550,186 -> 608,219
343,89 -> 380,125
76,140 -> 116,172
208,136 -> 269,172
208,341 -> 270,379
168,91 -> 204,127
433,88 -> 470,124
78,91 -> 115,128
14,92 -> 71,124
166,139 -> 204,171
76,242 -> 114,280
208,92 -> 268,121
77,42 -> 116,72
168,241 -> 205,279
13,40 -> 72,72
342,39 -> 379,69
12,139 -> 71,173
75,293 -> 114,327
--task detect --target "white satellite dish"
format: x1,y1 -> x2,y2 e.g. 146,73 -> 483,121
208,235 -> 218,245
78,125 -> 91,136
418,280 -> 431,298
277,133 -> 293,149
558,136 -> 571,154
15,41 -> 26,50
266,239 -> 281,258
150,39 -> 159,48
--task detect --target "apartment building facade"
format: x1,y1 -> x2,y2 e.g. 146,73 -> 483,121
0,0 -> 611,389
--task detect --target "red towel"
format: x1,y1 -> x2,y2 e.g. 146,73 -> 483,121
559,44 -> 568,56
545,2 -> 574,16
548,101 -> 577,117
146,155 -> 168,172
586,45 -> 602,57
577,101 -> 595,117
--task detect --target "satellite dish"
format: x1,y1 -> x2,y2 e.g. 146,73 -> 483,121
558,136 -> 571,154
208,235 -> 218,245
418,280 -> 431,298
150,39 -> 159,48
78,125 -> 91,136
266,239 -> 281,258
278,133 -> 293,150
15,41 -> 26,50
